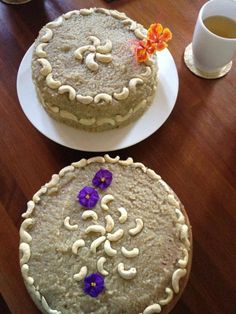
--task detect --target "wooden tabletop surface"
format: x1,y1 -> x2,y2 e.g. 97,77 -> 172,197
0,0 -> 235,313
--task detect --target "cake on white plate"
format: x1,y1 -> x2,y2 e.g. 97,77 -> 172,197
31,8 -> 158,132
19,155 -> 192,313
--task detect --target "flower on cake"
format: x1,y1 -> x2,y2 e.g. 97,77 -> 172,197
135,22 -> 172,62
77,186 -> 99,209
92,169 -> 113,190
84,273 -> 105,297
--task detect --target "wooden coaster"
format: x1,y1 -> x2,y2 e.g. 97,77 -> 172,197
184,43 -> 232,79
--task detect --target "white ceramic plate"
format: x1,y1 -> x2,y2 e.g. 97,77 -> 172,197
17,44 -> 179,152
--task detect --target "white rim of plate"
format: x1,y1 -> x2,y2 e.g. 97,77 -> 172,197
17,44 -> 179,152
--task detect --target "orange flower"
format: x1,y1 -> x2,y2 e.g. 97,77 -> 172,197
147,23 -> 172,51
135,22 -> 172,62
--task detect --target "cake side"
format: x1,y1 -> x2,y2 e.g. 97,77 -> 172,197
19,155 -> 192,314
32,8 -> 157,131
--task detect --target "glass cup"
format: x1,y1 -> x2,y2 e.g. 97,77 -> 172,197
192,0 -> 236,74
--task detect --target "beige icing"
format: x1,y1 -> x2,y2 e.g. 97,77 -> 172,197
87,156 -> 105,164
117,263 -> 137,280
101,194 -> 114,210
143,304 -> 161,314
58,85 -> 76,101
42,296 -> 61,314
97,257 -> 109,276
129,218 -> 144,236
133,100 -> 147,113
118,157 -> 133,166
104,155 -> 120,163
146,168 -> 161,180
178,248 -> 189,268
132,162 -> 147,172
33,186 -> 47,203
73,266 -> 88,281
72,159 -> 87,168
45,174 -> 60,188
159,287 -> 174,306
116,109 -> 133,123
63,217 -> 78,231
35,43 -> 48,58
110,10 -> 127,20
63,10 -> 80,19
80,8 -> 93,15
59,165 -> 74,177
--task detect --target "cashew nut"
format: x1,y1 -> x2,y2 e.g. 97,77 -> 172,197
72,239 -> 85,254
22,200 -> 35,218
46,73 -> 61,89
85,225 -> 106,236
41,28 -> 53,42
134,28 -> 146,39
21,264 -> 34,285
101,194 -> 114,210
117,263 -> 137,279
90,236 -> 106,253
159,287 -> 174,306
88,36 -> 101,46
146,168 -> 161,180
37,58 -> 52,76
80,8 -> 93,15
95,53 -> 112,63
79,118 -> 96,126
20,218 -> 33,243
73,266 -> 87,281
82,210 -> 98,221
113,87 -> 129,100
129,78 -> 143,93
94,93 -> 112,104
96,40 -> 112,54
104,240 -> 117,257
86,52 -> 99,71
35,43 -> 48,58
107,229 -> 124,242
117,207 -> 128,223
97,257 -> 109,276
60,110 -> 78,122
105,215 -> 114,232
143,304 -> 161,314
172,268 -> 187,293
74,45 -> 95,60
46,16 -> 63,28
121,247 -> 139,258
76,95 -> 93,104
63,216 -> 78,231
58,85 -> 76,101
129,218 -> 144,236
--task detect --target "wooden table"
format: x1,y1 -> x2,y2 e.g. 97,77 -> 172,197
0,0 -> 235,313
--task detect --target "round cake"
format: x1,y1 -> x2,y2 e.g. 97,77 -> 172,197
31,8 -> 157,132
19,155 -> 192,313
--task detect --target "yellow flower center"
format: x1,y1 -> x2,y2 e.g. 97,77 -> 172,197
85,194 -> 90,200
91,282 -> 96,287
100,177 -> 106,182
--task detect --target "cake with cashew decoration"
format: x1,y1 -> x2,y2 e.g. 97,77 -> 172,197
31,8 -> 159,131
19,155 -> 192,313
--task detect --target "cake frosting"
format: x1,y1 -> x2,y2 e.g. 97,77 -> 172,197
19,155 -> 192,313
32,8 -> 157,131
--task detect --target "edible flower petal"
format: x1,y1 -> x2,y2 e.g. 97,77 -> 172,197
84,273 -> 105,297
92,169 -> 113,190
78,186 -> 99,209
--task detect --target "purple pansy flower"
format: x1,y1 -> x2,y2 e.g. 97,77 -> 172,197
84,273 -> 105,297
77,186 -> 99,209
92,169 -> 113,190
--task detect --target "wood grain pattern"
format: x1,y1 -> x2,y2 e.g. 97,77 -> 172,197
0,0 -> 235,313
